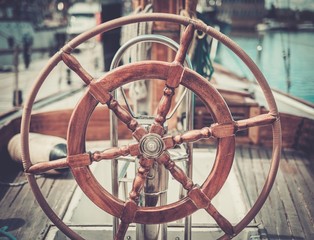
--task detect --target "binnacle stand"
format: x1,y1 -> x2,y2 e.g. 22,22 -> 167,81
21,13 -> 281,240
109,33 -> 194,239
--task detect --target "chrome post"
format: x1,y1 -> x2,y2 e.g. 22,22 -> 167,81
110,34 -> 193,240
184,88 -> 194,240
137,160 -> 169,240
110,89 -> 119,238
159,161 -> 169,240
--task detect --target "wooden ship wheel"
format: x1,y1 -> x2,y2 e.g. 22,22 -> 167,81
20,13 -> 281,240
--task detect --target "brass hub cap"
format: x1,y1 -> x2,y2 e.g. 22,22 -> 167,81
139,133 -> 165,159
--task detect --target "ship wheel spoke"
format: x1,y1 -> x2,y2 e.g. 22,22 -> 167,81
170,127 -> 213,146
168,113 -> 277,143
174,24 -> 195,65
114,199 -> 138,240
158,152 -> 194,191
91,143 -> 140,162
187,186 -> 234,236
114,156 -> 154,239
61,51 -> 94,85
236,113 -> 277,132
165,122 -> 236,149
115,220 -> 132,240
26,143 -> 141,175
205,204 -> 234,236
150,24 -> 195,135
26,157 -> 68,175
129,156 -> 154,203
150,86 -> 175,135
106,96 -> 147,141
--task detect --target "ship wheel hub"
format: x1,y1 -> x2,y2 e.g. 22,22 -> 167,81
139,133 -> 165,159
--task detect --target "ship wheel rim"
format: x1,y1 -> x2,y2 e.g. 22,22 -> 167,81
20,13 -> 281,239
67,60 -> 235,224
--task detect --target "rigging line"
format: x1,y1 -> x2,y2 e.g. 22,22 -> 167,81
277,0 -> 292,93
280,31 -> 291,92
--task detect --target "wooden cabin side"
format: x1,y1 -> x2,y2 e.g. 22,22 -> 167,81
257,109 -> 314,160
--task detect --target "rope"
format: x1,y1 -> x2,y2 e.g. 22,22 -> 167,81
181,9 -> 214,80
0,226 -> 17,240
120,4 -> 153,63
119,4 -> 153,114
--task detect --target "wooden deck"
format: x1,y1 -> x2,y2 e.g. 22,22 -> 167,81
235,145 -> 314,240
0,145 -> 313,239
0,169 -> 77,239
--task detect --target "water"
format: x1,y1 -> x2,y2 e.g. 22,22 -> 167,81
216,30 -> 314,104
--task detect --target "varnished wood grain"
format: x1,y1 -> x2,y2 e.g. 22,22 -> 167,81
61,52 -> 93,85
158,153 -> 193,191
174,24 -> 195,65
107,97 -> 147,141
153,86 -> 175,128
92,143 -> 140,162
205,204 -> 234,236
26,158 -> 68,174
129,157 -> 154,203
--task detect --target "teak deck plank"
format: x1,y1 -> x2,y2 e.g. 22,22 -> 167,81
282,150 -> 314,240
248,147 -> 276,235
235,146 -> 260,220
236,145 -> 314,240
279,150 -> 307,239
290,151 -> 314,205
236,146 -> 281,237
0,171 -> 76,240
265,147 -> 304,238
